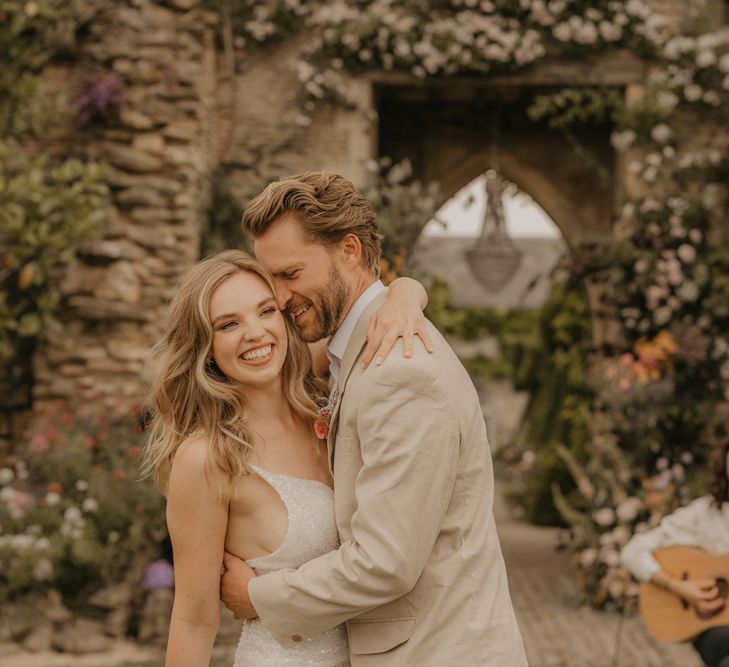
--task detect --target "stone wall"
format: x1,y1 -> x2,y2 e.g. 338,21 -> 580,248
33,0 -> 219,410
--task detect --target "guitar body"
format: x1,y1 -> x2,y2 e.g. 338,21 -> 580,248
640,546 -> 729,642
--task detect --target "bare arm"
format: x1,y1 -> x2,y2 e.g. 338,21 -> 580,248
165,438 -> 228,667
360,277 -> 433,369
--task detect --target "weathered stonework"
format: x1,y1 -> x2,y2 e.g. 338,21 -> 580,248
34,0 -> 220,411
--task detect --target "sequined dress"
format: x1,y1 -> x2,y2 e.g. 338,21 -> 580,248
233,465 -> 349,667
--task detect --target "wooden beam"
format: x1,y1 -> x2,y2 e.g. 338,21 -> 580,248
363,49 -> 648,88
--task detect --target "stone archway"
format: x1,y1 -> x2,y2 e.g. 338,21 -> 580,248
373,51 -> 646,248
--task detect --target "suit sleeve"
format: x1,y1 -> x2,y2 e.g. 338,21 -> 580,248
248,362 -> 460,646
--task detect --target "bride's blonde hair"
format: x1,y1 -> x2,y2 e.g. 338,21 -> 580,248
142,250 -> 325,500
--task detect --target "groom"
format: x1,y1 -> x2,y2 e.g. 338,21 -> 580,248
221,172 -> 528,666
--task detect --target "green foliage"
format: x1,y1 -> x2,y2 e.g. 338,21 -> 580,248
0,0 -> 86,137
509,279 -> 595,524
528,88 -> 623,130
0,149 -> 108,361
0,0 -> 108,400
361,158 -> 442,279
199,167 -> 251,258
0,403 -> 166,605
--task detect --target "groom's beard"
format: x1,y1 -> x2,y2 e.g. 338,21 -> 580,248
290,264 -> 350,343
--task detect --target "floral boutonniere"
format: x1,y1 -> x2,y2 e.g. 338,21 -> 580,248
314,389 -> 339,440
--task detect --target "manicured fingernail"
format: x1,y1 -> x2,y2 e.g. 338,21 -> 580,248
404,350 -> 412,359
375,356 -> 383,366
428,347 -> 434,353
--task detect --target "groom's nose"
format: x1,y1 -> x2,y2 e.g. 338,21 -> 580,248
274,279 -> 292,310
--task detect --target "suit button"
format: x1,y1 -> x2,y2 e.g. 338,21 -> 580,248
292,634 -> 302,642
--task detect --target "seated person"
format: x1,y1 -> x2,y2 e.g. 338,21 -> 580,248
621,443 -> 729,667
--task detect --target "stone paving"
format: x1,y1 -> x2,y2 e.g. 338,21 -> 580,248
495,484 -> 703,667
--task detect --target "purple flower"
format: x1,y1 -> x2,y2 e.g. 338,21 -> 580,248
76,74 -> 125,126
142,559 -> 174,591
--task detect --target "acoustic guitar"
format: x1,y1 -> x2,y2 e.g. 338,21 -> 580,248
639,545 -> 729,642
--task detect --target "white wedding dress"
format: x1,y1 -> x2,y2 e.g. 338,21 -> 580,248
233,465 -> 349,666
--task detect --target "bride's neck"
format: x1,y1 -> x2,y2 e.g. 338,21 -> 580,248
243,381 -> 296,429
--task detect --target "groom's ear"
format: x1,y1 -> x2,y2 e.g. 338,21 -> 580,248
339,232 -> 364,268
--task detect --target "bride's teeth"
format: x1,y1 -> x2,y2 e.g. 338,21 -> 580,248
242,345 -> 272,361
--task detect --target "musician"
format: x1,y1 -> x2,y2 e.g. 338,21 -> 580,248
621,443 -> 729,667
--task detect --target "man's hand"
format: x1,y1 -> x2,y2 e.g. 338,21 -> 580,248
669,577 -> 725,615
220,551 -> 258,620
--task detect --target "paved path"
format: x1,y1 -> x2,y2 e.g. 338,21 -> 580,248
495,483 -> 703,667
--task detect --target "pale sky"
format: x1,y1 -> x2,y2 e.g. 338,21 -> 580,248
422,174 -> 560,239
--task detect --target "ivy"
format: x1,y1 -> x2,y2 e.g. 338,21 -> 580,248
0,0 -> 109,413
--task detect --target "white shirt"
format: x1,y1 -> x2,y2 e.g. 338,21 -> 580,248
620,496 -> 729,581
326,280 -> 385,387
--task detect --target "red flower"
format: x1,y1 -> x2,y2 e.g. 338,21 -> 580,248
47,482 -> 63,494
313,418 -> 329,440
112,470 -> 125,481
127,446 -> 141,457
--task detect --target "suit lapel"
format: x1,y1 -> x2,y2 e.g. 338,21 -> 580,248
326,289 -> 389,471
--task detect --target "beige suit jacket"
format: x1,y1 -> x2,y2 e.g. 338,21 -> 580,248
249,291 -> 528,666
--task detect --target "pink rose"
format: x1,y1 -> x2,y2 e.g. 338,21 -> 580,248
313,419 -> 329,440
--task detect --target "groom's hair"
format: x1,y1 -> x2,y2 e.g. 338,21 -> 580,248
242,171 -> 382,275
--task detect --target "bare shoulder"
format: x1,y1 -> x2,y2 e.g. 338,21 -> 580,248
172,433 -> 210,469
168,434 -> 223,488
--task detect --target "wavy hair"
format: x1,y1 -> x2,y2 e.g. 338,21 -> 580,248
142,250 -> 325,500
708,442 -> 729,507
242,171 -> 382,275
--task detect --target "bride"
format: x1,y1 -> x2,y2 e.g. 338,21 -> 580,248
143,250 -> 428,666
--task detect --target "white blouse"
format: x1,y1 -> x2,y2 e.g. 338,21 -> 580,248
620,496 -> 729,582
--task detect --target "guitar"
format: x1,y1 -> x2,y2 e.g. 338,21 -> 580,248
639,545 -> 729,642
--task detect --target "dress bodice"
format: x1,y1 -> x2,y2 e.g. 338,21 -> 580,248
245,464 -> 340,574
233,465 -> 349,667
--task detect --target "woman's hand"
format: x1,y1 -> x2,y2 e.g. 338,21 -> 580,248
360,277 -> 434,369
668,577 -> 725,614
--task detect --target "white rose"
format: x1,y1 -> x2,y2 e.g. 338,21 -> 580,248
82,498 -> 99,513
611,129 -> 636,151
684,84 -> 703,102
593,507 -> 616,527
64,507 -> 82,522
703,91 -> 721,106
601,548 -> 621,568
579,548 -> 598,567
552,23 -> 572,41
696,50 -> 717,68
650,123 -> 672,143
33,558 -> 54,582
616,497 -> 642,522
0,468 -> 13,485
34,537 -> 50,551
